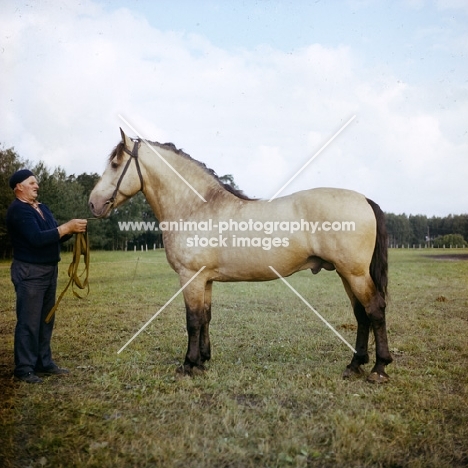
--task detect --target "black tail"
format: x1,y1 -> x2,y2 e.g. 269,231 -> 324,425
366,198 -> 388,299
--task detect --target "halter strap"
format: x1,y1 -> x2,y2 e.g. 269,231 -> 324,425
108,139 -> 144,205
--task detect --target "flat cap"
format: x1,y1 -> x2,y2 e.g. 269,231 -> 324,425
9,169 -> 35,189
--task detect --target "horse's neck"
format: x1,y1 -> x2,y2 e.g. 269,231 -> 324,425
140,145 -> 226,220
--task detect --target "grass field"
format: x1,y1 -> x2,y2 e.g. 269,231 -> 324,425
1,248 -> 467,467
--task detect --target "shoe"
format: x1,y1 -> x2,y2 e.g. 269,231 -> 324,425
36,366 -> 70,376
15,372 -> 43,384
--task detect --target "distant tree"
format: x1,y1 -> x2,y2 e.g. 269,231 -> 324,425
219,174 -> 239,190
34,165 -> 90,223
433,234 -> 467,248
76,173 -> 101,197
427,214 -> 468,243
0,146 -> 31,257
385,213 -> 411,246
449,214 -> 468,242
409,214 -> 428,245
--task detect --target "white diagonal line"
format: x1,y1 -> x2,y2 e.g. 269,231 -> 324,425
268,266 -> 356,353
117,266 -> 206,354
118,114 -> 207,202
268,115 -> 356,202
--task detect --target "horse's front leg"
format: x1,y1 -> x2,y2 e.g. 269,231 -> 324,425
177,275 -> 210,376
200,281 -> 213,363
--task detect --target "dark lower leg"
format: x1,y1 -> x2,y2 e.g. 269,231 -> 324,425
181,306 -> 207,374
344,301 -> 370,378
370,317 -> 393,376
200,306 -> 211,363
183,311 -> 201,367
353,301 -> 370,365
367,298 -> 393,379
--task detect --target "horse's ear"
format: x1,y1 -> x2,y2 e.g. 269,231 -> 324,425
119,128 -> 133,148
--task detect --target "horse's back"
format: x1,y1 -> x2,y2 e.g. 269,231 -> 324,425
280,187 -> 377,271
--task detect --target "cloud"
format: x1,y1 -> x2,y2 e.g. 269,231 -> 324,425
435,0 -> 468,13
1,0 -> 466,216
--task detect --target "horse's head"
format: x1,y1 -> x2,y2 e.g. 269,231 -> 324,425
89,129 -> 144,218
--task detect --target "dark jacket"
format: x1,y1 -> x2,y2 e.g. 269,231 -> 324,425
6,199 -> 72,265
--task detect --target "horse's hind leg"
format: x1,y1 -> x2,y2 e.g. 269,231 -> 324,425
341,274 -> 393,383
366,292 -> 393,383
340,277 -> 370,379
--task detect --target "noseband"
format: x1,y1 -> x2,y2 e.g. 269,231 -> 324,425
108,139 -> 144,206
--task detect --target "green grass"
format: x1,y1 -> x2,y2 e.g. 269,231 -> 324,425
1,248 -> 467,467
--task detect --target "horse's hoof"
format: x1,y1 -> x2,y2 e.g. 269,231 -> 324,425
176,365 -> 190,376
191,365 -> 206,376
366,371 -> 390,384
175,364 -> 206,377
342,365 -> 366,380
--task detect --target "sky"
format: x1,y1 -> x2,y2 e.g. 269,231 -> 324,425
1,0 -> 467,216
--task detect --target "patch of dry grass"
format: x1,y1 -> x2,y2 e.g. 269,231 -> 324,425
1,249 -> 467,467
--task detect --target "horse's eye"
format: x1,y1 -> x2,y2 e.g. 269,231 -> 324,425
111,161 -> 119,169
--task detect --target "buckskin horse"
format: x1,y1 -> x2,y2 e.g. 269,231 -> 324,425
89,129 -> 393,383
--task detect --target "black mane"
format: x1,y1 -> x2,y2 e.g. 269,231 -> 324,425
109,140 -> 254,201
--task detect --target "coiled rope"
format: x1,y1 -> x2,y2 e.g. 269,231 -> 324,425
45,229 -> 90,323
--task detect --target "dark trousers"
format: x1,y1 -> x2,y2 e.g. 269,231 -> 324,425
11,260 -> 57,376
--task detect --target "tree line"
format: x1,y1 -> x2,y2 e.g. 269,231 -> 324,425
1,146 -> 467,258
386,213 -> 467,248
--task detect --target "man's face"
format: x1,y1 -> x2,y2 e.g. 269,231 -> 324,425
18,176 -> 39,201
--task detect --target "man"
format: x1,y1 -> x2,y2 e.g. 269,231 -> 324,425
6,169 -> 87,384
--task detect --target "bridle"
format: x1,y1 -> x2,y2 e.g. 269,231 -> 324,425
108,139 -> 144,207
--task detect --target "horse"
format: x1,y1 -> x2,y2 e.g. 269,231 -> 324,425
89,129 -> 393,383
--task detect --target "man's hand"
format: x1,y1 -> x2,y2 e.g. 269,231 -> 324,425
57,219 -> 88,237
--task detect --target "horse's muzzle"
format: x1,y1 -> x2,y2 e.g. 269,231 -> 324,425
88,199 -> 113,218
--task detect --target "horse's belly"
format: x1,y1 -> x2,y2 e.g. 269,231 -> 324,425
212,243 -> 316,281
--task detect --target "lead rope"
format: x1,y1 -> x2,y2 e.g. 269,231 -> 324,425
45,226 -> 91,324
